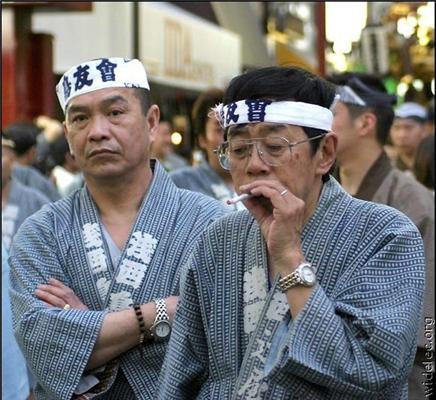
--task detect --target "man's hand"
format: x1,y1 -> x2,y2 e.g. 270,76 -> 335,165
35,278 -> 89,310
239,180 -> 306,276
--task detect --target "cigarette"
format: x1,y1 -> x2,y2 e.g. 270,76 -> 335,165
227,193 -> 253,205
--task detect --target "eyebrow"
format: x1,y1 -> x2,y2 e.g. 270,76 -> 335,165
228,123 -> 289,138
66,95 -> 129,116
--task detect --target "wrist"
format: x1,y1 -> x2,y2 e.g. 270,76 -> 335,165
273,250 -> 305,277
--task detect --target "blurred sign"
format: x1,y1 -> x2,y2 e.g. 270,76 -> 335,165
361,26 -> 389,75
139,2 -> 241,90
31,3 -> 241,91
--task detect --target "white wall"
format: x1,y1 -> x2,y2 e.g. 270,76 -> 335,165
32,2 -> 134,74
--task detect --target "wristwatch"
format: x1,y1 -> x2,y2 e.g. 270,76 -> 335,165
279,262 -> 316,292
150,299 -> 172,341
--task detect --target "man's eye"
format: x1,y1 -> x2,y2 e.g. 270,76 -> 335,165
109,110 -> 123,117
265,145 -> 285,154
72,115 -> 87,123
230,143 -> 248,157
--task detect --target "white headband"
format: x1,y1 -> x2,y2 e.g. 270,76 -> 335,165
212,99 -> 334,131
56,57 -> 150,113
395,102 -> 427,120
337,85 -> 367,106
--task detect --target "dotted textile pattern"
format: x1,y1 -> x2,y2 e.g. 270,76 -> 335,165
8,160 -> 227,399
159,177 -> 425,400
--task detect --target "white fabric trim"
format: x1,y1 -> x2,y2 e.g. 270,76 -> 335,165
213,100 -> 334,131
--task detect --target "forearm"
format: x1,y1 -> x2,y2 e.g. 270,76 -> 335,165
86,302 -> 155,370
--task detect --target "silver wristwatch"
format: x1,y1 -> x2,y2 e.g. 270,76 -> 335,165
150,299 -> 171,341
279,262 -> 317,292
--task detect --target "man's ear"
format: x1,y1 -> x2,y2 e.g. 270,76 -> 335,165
316,132 -> 337,176
357,112 -> 377,137
147,105 -> 160,142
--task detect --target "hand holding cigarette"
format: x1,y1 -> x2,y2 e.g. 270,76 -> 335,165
226,193 -> 253,205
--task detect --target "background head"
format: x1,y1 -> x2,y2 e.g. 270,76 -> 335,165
191,88 -> 224,163
328,72 -> 396,147
2,134 -> 17,189
151,119 -> 173,159
391,101 -> 428,156
3,122 -> 40,165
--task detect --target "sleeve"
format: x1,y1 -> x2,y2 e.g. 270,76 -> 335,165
2,243 -> 30,400
266,220 -> 425,397
8,215 -> 108,400
158,237 -> 210,399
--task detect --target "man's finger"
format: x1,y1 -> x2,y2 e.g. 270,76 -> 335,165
48,278 -> 68,289
37,284 -> 67,300
34,289 -> 64,308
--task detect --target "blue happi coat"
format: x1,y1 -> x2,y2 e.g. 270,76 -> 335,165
8,161 -> 227,399
159,177 -> 425,399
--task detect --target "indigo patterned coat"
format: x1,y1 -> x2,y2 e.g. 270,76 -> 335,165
9,161 -> 227,399
159,177 -> 425,400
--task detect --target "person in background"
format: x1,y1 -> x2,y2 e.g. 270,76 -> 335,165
169,88 -> 242,210
9,57 -> 226,399
47,135 -> 82,197
3,122 -> 60,201
150,119 -> 188,172
328,72 -> 434,400
413,134 -> 434,192
424,98 -> 434,136
159,66 -> 425,399
2,242 -> 30,400
390,101 -> 429,173
2,134 -> 51,250
33,115 -> 64,177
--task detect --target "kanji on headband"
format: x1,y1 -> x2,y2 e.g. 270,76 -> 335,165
212,99 -> 335,131
56,57 -> 150,113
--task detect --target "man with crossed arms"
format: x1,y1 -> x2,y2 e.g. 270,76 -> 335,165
9,57 -> 226,399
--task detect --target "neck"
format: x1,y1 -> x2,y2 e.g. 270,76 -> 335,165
303,179 -> 323,225
338,141 -> 382,196
85,167 -> 153,221
396,149 -> 415,169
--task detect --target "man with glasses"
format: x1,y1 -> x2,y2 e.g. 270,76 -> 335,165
159,66 -> 425,399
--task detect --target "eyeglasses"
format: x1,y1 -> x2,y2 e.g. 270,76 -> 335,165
213,134 -> 326,170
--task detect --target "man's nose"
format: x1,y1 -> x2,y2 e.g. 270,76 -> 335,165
245,142 -> 269,173
88,116 -> 110,141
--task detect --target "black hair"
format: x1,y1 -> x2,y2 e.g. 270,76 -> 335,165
327,72 -> 395,145
191,88 -> 224,155
413,134 -> 434,190
133,88 -> 152,116
46,135 -> 70,170
3,122 -> 40,156
223,66 -> 336,182
427,99 -> 434,124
